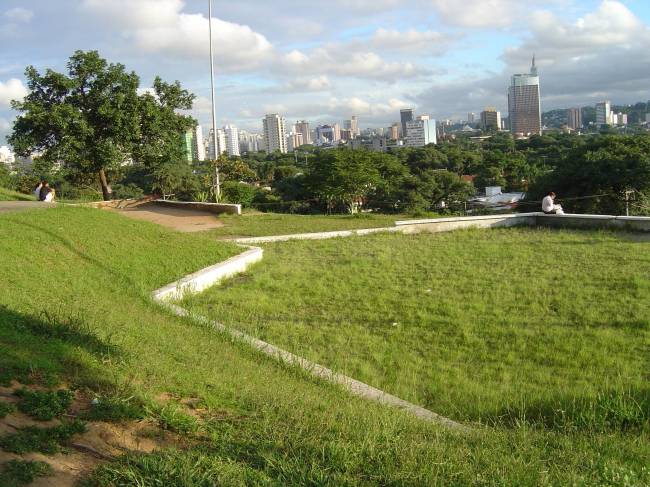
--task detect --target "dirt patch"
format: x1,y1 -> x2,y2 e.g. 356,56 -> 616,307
0,384 -> 187,486
106,202 -> 224,233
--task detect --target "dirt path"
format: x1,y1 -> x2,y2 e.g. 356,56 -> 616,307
107,202 -> 223,233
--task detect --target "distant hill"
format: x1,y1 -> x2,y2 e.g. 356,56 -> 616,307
543,101 -> 649,128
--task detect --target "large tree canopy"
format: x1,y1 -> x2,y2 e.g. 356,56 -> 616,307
9,50 -> 195,200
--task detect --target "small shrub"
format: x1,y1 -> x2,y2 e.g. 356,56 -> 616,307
222,181 -> 256,208
0,420 -> 87,454
0,402 -> 16,418
82,396 -> 146,422
0,460 -> 52,487
112,183 -> 145,200
16,388 -> 74,421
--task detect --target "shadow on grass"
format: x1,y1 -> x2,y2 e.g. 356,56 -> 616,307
0,305 -> 119,389
489,387 -> 650,433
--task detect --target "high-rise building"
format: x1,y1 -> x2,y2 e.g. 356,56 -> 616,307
467,112 -> 476,124
400,109 -> 414,138
595,101 -> 612,127
406,116 -> 437,147
295,120 -> 312,145
208,128 -> 227,159
611,112 -> 627,126
567,108 -> 583,131
263,114 -> 287,154
192,125 -> 206,161
389,123 -> 399,140
239,131 -> 263,153
344,116 -> 360,138
182,130 -> 194,162
287,132 -> 304,152
508,57 -> 542,136
480,108 -> 501,131
224,125 -> 240,157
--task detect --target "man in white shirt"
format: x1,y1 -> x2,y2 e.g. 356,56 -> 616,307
542,192 -> 564,215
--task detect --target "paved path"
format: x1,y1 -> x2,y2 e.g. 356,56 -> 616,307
0,201 -> 54,214
107,203 -> 223,233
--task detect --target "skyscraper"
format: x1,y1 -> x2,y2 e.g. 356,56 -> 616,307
508,57 -> 542,136
596,101 -> 612,126
390,123 -> 399,140
344,116 -> 360,138
224,125 -> 240,157
480,108 -> 501,132
182,130 -> 194,162
467,112 -> 476,124
208,128 -> 227,159
400,109 -> 415,138
193,125 -> 206,161
406,116 -> 437,147
263,114 -> 287,154
567,108 -> 582,130
295,121 -> 312,145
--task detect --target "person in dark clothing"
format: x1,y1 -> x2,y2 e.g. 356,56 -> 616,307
39,181 -> 54,202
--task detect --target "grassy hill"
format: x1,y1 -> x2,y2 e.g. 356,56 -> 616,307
0,187 -> 34,201
0,207 -> 648,485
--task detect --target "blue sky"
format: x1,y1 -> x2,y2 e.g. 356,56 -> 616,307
1,0 -> 650,142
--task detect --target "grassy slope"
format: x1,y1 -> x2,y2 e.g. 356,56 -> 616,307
1,209 -> 648,484
0,187 -> 34,201
184,229 -> 650,430
211,212 -> 404,238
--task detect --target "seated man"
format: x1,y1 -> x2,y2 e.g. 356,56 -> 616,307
542,192 -> 564,215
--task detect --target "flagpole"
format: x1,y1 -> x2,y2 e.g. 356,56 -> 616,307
208,0 -> 221,202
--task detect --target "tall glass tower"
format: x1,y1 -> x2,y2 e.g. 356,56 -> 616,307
508,57 -> 542,136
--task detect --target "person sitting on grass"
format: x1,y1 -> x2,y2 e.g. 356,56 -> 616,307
542,192 -> 564,215
33,181 -> 44,200
39,181 -> 56,203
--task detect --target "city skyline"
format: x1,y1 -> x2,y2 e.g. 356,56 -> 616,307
1,1 -> 650,143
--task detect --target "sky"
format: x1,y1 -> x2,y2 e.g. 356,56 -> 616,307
1,0 -> 650,142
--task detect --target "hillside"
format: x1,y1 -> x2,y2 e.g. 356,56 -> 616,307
0,208 -> 648,485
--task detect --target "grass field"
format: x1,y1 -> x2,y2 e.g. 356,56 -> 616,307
1,208 -> 649,484
0,187 -> 34,201
211,212 -> 404,238
184,229 -> 650,431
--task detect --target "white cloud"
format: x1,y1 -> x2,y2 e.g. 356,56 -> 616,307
0,79 -> 28,107
81,0 -> 273,71
430,0 -> 523,27
369,28 -> 452,52
286,76 -> 332,92
4,7 -> 34,23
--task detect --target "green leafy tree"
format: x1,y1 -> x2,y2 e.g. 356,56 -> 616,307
9,51 -> 195,201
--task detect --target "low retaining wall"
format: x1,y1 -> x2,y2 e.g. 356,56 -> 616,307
395,212 -> 538,233
155,200 -> 242,216
152,246 -> 263,301
536,214 -> 650,232
235,226 -> 403,245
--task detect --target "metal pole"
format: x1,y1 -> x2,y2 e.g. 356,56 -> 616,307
208,0 -> 221,202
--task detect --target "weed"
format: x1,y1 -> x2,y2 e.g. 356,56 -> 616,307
82,396 -> 146,422
0,460 -> 52,487
0,402 -> 15,418
16,388 -> 74,421
0,420 -> 87,454
154,404 -> 199,435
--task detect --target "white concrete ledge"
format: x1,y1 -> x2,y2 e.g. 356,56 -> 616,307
234,226 -> 403,245
395,212 -> 541,226
152,246 -> 263,302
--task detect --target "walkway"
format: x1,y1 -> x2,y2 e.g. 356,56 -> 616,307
0,201 -> 54,214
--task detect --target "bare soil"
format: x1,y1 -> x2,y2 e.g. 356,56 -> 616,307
105,202 -> 223,233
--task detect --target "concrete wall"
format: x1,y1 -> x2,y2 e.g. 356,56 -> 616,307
536,214 -> 650,232
152,246 -> 263,302
395,213 -> 538,234
155,200 -> 242,216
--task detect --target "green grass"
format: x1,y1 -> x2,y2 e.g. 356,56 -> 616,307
1,207 -> 649,484
184,229 -> 650,432
0,460 -> 52,487
0,402 -> 15,418
0,420 -> 87,454
211,212 -> 405,238
0,187 -> 34,201
15,388 -> 74,421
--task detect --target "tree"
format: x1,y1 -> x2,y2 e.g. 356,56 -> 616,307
9,51 -> 195,201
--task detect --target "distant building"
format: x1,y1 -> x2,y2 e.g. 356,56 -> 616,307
611,112 -> 627,126
315,125 -> 338,145
596,101 -> 612,126
239,131 -> 263,153
508,57 -> 542,136
263,114 -> 287,154
400,108 -> 415,138
224,125 -> 240,157
295,120 -> 312,145
567,108 -> 582,131
0,146 -> 15,167
344,115 -> 360,138
208,128 -> 227,159
182,130 -> 194,162
467,112 -> 476,124
646,113 -> 650,124
192,125 -> 206,161
287,132 -> 304,152
389,123 -> 399,140
406,116 -> 437,147
480,108 -> 501,131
